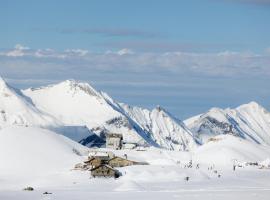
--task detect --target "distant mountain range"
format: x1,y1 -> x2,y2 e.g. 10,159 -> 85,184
1,76 -> 269,150
184,102 -> 270,146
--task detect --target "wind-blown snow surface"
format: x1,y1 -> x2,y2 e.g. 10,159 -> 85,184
184,102 -> 270,145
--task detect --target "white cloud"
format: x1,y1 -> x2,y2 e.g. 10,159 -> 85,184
117,48 -> 134,55
104,48 -> 134,55
0,45 -> 269,78
64,49 -> 89,56
34,49 -> 57,58
6,44 -> 30,57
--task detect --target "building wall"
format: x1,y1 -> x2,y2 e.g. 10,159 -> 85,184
106,137 -> 122,149
91,166 -> 116,177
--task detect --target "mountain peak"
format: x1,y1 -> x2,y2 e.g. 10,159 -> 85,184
246,101 -> 260,107
60,79 -> 84,87
237,101 -> 262,111
208,107 -> 225,113
154,105 -> 166,112
33,79 -> 102,99
60,79 -> 93,89
152,105 -> 183,123
62,79 -> 101,98
153,105 -> 171,117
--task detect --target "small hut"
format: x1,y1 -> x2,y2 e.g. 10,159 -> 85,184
91,164 -> 121,178
106,133 -> 123,150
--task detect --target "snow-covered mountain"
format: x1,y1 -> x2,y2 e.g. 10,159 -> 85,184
0,77 -> 102,147
120,104 -> 199,151
22,79 -> 199,150
23,80 -> 155,147
2,75 -> 270,151
0,77 -> 59,129
184,102 -> 270,146
23,80 -> 120,127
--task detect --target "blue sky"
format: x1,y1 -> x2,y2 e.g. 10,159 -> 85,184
0,0 -> 270,119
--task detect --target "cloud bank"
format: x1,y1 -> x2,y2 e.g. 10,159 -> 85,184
1,44 -> 269,79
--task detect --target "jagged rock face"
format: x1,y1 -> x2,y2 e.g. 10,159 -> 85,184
79,134 -> 105,148
105,116 -> 131,129
197,116 -> 238,135
185,108 -> 239,144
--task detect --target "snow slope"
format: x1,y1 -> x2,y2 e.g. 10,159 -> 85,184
0,77 -> 59,129
23,80 -> 121,127
0,126 -> 270,200
193,134 -> 270,166
0,126 -> 88,189
229,102 -> 270,145
1,138 -> 270,199
185,102 -> 270,145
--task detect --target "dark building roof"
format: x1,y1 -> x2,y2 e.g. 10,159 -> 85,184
84,156 -> 110,164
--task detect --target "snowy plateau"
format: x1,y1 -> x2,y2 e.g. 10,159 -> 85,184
0,76 -> 270,200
